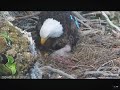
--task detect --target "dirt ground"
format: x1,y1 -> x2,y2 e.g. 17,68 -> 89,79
1,11 -> 120,79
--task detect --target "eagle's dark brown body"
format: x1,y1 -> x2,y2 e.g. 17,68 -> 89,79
35,11 -> 80,54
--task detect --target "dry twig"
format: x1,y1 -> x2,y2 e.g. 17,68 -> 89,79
80,29 -> 104,36
15,12 -> 40,20
72,11 -> 93,30
84,71 -> 119,77
68,65 -> 95,69
72,11 -> 87,20
40,66 -> 75,79
82,11 -> 110,17
98,76 -> 120,79
97,60 -> 113,71
96,67 -> 120,74
82,11 -> 101,16
101,11 -> 120,32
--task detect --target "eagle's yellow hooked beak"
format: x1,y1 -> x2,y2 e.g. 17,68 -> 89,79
40,38 -> 47,45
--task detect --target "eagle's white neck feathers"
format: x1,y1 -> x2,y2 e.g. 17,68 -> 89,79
40,18 -> 63,38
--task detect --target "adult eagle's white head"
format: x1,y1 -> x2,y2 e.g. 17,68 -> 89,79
40,18 -> 63,45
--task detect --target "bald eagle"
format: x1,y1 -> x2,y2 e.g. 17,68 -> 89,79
35,11 -> 80,55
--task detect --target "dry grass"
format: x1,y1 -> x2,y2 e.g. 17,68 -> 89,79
41,32 -> 120,78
